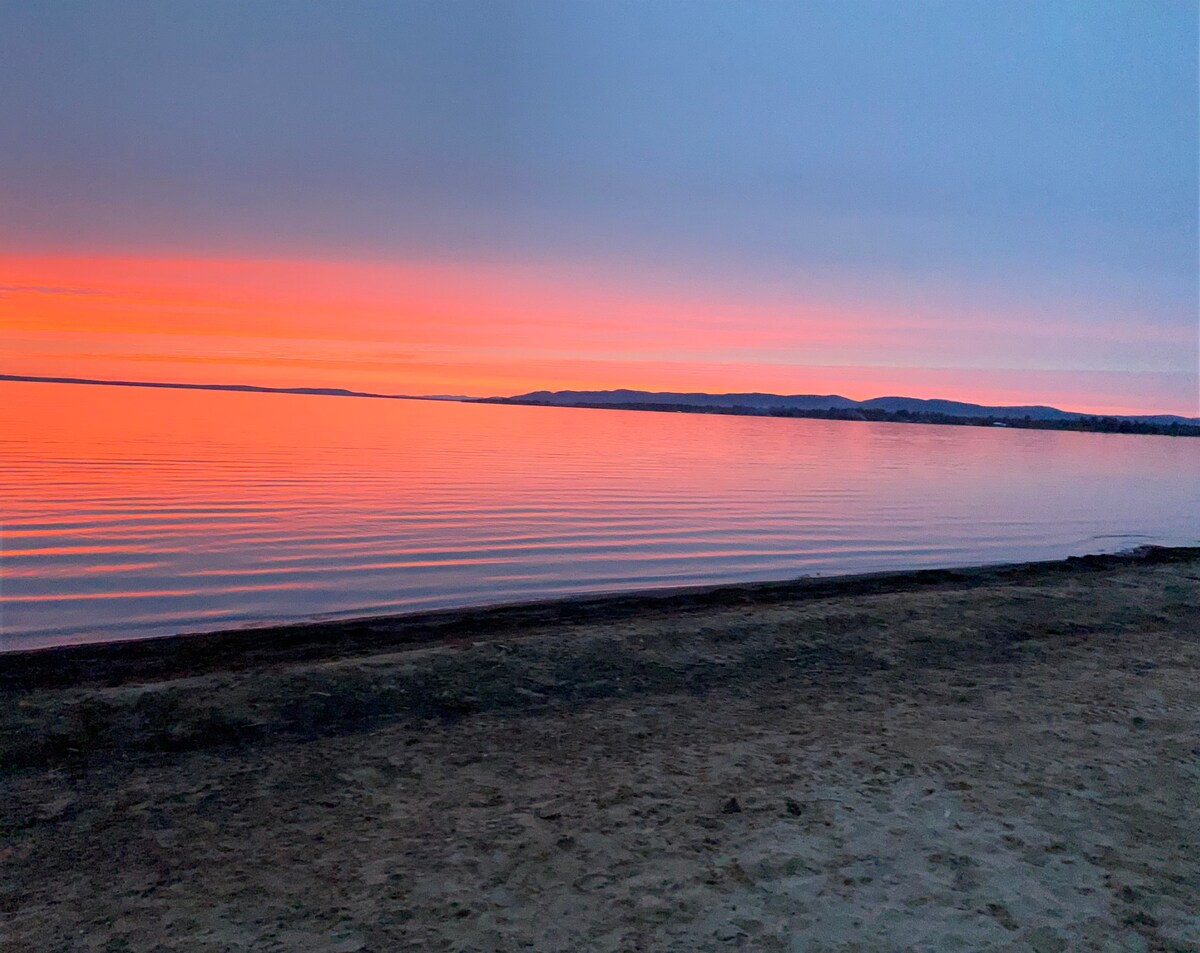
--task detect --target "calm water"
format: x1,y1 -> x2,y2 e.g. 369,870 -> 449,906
2,381 -> 1197,650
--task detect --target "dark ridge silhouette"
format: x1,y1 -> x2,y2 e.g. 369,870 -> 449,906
0,373 -> 418,401
4,374 -> 1196,435
486,390 -> 1200,436
500,388 -> 1199,425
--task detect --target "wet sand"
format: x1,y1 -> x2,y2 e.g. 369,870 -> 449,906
2,548 -> 1199,951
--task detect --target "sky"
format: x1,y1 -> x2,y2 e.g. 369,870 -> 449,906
1,1 -> 1197,415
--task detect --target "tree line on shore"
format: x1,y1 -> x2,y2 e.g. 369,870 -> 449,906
490,399 -> 1200,437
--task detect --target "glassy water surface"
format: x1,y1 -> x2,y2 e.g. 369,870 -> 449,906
2,381 -> 1197,650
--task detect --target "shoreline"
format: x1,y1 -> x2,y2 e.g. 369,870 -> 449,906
3,545 -> 1198,949
4,545 -> 1197,691
4,375 -> 1196,436
480,397 -> 1200,437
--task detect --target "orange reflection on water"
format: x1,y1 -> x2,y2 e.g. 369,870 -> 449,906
2,380 -> 1198,649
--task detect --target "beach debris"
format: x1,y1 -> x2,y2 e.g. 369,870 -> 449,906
784,797 -> 803,816
721,796 -> 742,814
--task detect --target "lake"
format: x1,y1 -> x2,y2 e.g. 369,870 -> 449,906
2,381 -> 1197,650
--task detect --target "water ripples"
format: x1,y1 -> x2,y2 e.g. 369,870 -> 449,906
2,383 -> 1198,649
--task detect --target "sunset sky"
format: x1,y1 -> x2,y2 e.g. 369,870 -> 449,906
2,1 -> 1196,415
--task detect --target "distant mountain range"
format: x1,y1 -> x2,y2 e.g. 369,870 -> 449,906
4,375 -> 1197,431
496,389 -> 1200,427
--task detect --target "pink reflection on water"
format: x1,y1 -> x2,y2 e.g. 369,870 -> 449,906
1,381 -> 1197,648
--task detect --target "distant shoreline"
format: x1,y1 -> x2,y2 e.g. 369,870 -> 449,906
4,373 -> 1197,436
0,372 -> 423,402
483,397 -> 1200,437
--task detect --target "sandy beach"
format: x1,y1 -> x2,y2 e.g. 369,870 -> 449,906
2,548 -> 1198,952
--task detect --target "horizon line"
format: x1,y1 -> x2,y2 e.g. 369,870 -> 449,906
3,373 -> 1196,422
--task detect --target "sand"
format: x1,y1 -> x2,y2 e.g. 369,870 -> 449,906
2,549 -> 1199,952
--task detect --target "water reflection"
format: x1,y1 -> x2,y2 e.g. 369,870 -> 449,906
2,382 -> 1197,649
